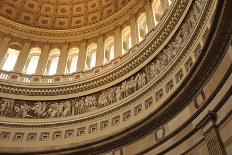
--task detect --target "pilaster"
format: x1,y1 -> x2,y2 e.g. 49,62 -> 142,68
197,112 -> 226,155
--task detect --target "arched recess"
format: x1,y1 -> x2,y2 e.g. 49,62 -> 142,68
138,13 -> 148,42
85,44 -> 97,70
1,43 -> 21,71
104,37 -> 114,64
44,48 -> 60,75
65,48 -> 79,74
23,47 -> 41,75
122,26 -> 132,55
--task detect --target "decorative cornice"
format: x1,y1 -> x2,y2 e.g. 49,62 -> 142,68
0,0 -> 210,123
0,0 -> 190,100
0,0 -> 229,153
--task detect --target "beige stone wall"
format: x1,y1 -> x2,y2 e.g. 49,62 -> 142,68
219,113 -> 232,155
103,44 -> 232,155
0,0 -> 231,154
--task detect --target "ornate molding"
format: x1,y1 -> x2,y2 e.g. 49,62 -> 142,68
0,0 -> 208,120
0,0 -> 142,39
0,0 -> 229,153
0,0 -> 191,100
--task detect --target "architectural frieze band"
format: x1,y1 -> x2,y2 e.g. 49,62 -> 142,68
0,0 -> 231,154
0,0 -> 209,121
0,0 -> 190,99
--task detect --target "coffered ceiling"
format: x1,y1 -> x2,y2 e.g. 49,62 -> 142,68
0,0 -> 131,30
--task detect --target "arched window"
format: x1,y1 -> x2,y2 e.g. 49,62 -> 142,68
24,47 -> 41,75
65,48 -> 79,74
138,13 -> 148,42
104,37 -> 114,64
152,0 -> 164,25
122,26 -> 132,55
1,48 -> 20,71
85,44 -> 97,70
45,48 -> 60,75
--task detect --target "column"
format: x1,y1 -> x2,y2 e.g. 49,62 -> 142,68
13,41 -> 31,73
57,44 -> 69,74
77,41 -> 87,72
114,27 -> 122,58
130,16 -> 139,46
144,1 -> 155,31
96,35 -> 104,66
35,45 -> 50,75
0,37 -> 11,67
161,0 -> 169,13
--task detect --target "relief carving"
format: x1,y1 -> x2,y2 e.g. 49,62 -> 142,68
0,0 -> 205,119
